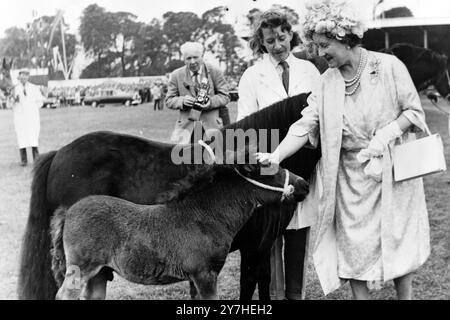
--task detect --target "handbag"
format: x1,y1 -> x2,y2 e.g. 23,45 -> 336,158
392,124 -> 447,182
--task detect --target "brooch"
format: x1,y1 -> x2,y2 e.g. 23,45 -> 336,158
368,59 -> 381,85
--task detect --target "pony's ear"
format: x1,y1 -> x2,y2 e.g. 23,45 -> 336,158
2,58 -> 6,69
8,59 -> 13,69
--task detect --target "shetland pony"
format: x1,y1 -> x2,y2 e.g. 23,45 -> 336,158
51,153 -> 309,300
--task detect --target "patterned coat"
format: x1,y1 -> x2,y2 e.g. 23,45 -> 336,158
287,51 -> 431,294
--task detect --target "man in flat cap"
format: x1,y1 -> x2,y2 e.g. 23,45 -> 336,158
12,68 -> 44,166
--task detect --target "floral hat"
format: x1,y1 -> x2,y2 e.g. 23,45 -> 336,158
300,0 -> 367,43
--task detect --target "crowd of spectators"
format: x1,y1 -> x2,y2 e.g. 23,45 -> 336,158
43,80 -> 168,108
0,74 -> 240,110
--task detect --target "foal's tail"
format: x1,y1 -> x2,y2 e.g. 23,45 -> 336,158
17,151 -> 58,300
50,207 -> 67,287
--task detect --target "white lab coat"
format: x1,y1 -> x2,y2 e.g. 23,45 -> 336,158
237,54 -> 321,120
12,82 -> 44,148
237,54 -> 322,229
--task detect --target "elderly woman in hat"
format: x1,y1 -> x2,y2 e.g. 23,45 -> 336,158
12,68 -> 44,166
257,0 -> 430,299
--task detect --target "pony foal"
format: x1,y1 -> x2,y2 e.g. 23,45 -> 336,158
51,158 -> 309,300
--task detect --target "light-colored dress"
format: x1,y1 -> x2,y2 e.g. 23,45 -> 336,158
287,49 -> 431,294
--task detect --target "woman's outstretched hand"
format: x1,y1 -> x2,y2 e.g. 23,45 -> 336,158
255,152 -> 279,166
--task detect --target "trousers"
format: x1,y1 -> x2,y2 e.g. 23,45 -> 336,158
270,209 -> 310,300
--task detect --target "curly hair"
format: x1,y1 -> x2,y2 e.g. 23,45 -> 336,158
249,10 -> 301,55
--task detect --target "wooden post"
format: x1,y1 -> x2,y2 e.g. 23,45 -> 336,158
60,19 -> 68,80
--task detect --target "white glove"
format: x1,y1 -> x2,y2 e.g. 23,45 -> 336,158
356,121 -> 402,182
255,150 -> 280,166
362,157 -> 383,182
358,121 -> 403,158
373,121 -> 403,149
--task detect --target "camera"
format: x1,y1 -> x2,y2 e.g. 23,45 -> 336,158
188,78 -> 210,121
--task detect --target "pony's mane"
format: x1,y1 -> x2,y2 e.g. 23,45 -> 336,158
221,93 -> 310,134
158,93 -> 311,202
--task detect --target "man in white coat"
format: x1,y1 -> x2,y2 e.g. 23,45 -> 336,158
12,69 -> 44,166
237,11 -> 322,300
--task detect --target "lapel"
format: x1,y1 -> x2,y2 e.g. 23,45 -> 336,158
289,58 -> 308,94
312,69 -> 345,254
256,55 -> 287,99
321,68 -> 345,198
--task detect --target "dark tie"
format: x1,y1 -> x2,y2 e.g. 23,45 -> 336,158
279,60 -> 289,94
193,72 -> 200,87
23,86 -> 27,96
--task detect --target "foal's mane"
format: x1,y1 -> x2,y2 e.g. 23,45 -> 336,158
161,162 -> 256,203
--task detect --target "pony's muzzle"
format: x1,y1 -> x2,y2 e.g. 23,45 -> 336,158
292,177 -> 309,202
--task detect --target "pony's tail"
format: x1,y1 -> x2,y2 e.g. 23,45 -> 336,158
17,151 -> 58,300
50,207 -> 67,287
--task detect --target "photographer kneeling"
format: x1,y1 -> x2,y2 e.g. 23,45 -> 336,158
166,42 -> 230,144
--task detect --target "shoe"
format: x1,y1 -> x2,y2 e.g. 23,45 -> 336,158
20,148 -> 27,166
32,147 -> 39,160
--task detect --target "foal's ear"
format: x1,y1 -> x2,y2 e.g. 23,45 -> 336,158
242,163 -> 260,174
2,58 -> 6,69
9,59 -> 13,69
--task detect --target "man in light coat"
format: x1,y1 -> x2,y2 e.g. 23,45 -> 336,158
237,11 -> 322,300
165,42 -> 230,144
12,69 -> 44,166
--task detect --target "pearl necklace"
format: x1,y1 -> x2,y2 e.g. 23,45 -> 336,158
345,48 -> 367,96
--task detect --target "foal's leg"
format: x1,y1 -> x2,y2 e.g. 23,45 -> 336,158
81,273 -> 108,300
56,265 -> 85,300
189,280 -> 200,300
191,271 -> 218,300
349,279 -> 371,300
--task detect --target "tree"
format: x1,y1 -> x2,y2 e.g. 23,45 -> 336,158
190,6 -> 243,76
79,4 -> 117,76
162,11 -> 202,60
79,4 -> 143,77
110,11 -> 142,77
133,19 -> 168,76
0,27 -> 29,67
0,15 -> 77,72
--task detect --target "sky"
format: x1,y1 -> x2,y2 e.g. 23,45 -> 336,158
1,0 -> 450,37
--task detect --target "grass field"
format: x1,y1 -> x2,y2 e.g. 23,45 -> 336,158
0,99 -> 449,300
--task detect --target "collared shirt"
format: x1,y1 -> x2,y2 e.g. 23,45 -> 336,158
189,66 -> 203,84
268,53 -> 294,81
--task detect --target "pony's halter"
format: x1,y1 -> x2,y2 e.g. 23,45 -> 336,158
234,168 -> 295,201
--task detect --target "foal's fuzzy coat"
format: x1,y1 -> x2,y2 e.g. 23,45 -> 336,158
51,164 -> 308,300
